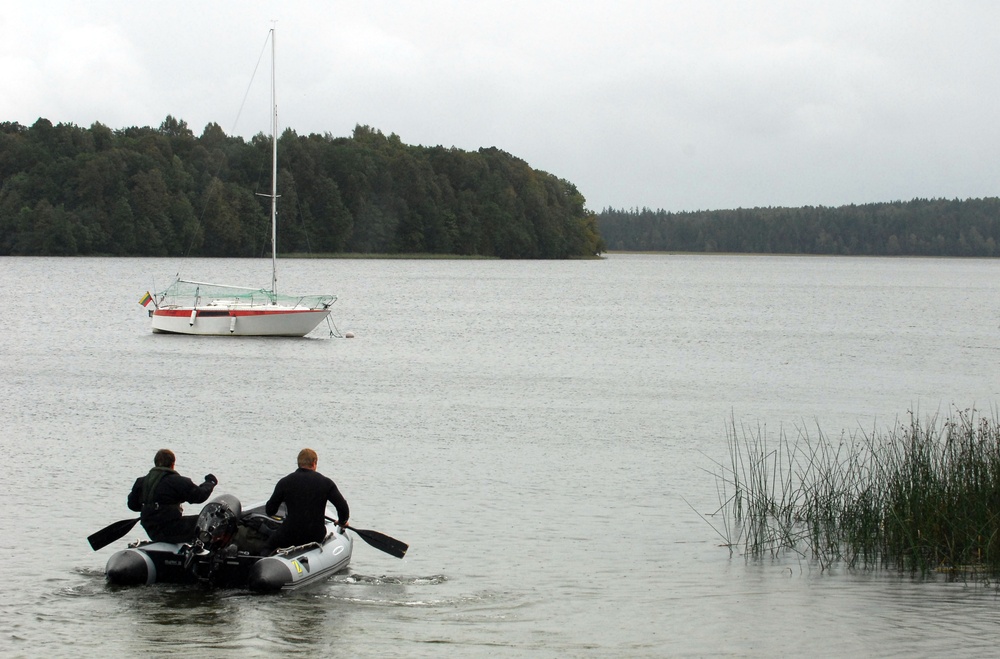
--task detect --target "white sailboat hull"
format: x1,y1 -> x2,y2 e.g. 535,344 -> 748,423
151,305 -> 331,337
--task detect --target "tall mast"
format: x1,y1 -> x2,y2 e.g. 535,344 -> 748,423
270,27 -> 278,297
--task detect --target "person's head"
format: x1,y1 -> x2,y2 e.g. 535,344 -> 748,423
297,448 -> 318,469
154,448 -> 176,469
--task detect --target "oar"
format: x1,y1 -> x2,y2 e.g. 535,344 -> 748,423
88,517 -> 141,551
326,517 -> 408,558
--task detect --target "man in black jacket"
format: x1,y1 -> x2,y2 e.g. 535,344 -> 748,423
264,448 -> 349,553
127,448 -> 217,543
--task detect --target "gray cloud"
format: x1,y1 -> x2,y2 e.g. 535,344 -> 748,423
3,1 -> 998,212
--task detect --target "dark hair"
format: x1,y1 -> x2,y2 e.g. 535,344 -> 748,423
154,448 -> 176,468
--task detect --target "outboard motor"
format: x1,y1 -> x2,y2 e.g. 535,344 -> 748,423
195,494 -> 243,550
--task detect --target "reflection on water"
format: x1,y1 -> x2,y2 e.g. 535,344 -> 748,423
92,580 -> 353,654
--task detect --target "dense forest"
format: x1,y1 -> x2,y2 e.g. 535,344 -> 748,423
598,199 -> 1000,256
8,114 -> 1000,260
0,117 -> 605,259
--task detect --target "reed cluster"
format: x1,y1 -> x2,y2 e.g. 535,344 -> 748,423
709,409 -> 1000,578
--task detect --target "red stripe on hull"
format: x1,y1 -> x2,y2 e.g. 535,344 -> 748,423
153,309 -> 318,318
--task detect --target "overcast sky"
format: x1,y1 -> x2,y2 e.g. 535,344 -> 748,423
2,1 -> 998,212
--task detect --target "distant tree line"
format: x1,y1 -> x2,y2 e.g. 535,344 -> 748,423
599,199 -> 1000,256
0,117 -> 604,258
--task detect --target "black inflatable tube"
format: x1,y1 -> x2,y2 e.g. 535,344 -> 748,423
105,549 -> 152,586
247,557 -> 294,593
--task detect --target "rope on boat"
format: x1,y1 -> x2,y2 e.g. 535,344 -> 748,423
275,541 -> 323,556
325,314 -> 344,339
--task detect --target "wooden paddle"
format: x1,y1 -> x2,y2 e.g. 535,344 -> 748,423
88,517 -> 140,551
326,517 -> 408,558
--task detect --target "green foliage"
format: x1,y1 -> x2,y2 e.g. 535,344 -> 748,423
0,118 -> 603,258
600,201 -> 1000,257
711,409 -> 1000,579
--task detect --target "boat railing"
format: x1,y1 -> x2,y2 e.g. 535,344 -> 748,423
156,279 -> 336,310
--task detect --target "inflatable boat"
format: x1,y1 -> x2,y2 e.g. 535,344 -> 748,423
104,494 -> 353,593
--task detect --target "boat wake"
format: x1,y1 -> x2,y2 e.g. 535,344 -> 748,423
319,574 -> 519,612
336,573 -> 447,586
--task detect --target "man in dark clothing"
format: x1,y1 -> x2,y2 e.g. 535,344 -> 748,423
264,448 -> 349,554
127,448 -> 218,543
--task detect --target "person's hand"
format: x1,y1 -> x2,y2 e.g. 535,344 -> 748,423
338,519 -> 349,529
204,473 -> 218,485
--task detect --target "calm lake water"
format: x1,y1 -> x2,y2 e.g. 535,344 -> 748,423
2,253 -> 1000,657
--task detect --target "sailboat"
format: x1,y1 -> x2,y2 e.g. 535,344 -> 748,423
144,29 -> 336,337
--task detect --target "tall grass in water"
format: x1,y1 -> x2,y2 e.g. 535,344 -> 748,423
711,409 -> 1000,578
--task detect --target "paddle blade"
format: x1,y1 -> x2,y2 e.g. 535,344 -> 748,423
348,526 -> 408,559
88,517 -> 140,551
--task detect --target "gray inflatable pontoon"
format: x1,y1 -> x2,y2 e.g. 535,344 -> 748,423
105,494 -> 352,593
